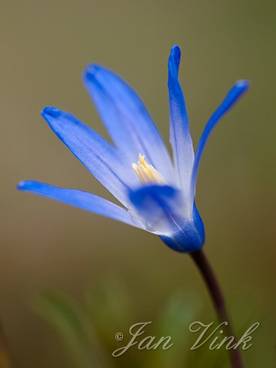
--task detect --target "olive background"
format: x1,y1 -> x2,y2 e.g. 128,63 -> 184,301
0,0 -> 275,367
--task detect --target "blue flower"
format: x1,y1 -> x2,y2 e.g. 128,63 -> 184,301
18,45 -> 248,252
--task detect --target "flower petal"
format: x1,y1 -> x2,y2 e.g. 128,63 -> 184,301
191,80 -> 249,195
83,65 -> 174,180
41,107 -> 137,205
17,181 -> 143,228
168,45 -> 194,190
128,184 -> 204,252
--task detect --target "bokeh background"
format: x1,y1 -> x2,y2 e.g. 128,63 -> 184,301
0,0 -> 275,367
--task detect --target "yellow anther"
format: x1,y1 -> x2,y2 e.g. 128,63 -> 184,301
132,154 -> 164,184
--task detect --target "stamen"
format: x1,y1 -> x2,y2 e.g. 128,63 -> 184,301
132,154 -> 165,184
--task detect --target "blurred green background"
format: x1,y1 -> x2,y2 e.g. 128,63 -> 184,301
0,0 -> 275,367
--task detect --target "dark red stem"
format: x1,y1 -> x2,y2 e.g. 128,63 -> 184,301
190,250 -> 244,368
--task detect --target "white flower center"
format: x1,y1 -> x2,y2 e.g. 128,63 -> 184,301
132,154 -> 164,184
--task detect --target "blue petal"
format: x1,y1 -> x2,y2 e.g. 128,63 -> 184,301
83,65 -> 174,181
160,205 -> 205,253
191,80 -> 249,194
128,184 -> 204,252
41,107 -> 137,205
168,45 -> 194,190
17,181 -> 143,228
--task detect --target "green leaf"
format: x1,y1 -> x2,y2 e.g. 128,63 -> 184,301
34,291 -> 108,368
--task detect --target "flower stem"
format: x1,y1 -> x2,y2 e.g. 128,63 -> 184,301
190,250 -> 243,368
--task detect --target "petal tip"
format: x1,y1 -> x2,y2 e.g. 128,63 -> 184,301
170,45 -> 181,58
83,64 -> 101,83
17,180 -> 29,191
169,45 -> 181,77
236,79 -> 250,92
41,106 -> 61,119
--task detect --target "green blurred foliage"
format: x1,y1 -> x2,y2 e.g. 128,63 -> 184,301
35,280 -> 268,368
